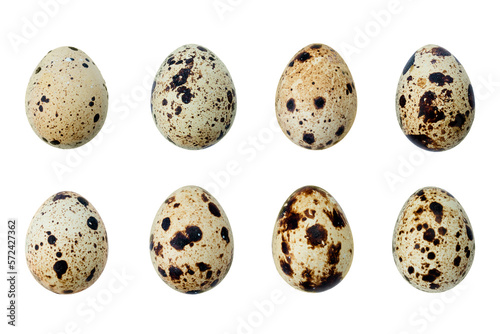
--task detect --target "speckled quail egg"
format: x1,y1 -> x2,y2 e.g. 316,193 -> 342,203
151,44 -> 237,149
393,187 -> 475,292
396,45 -> 474,151
276,44 -> 357,150
25,46 -> 108,149
150,186 -> 234,294
272,186 -> 354,292
25,191 -> 108,294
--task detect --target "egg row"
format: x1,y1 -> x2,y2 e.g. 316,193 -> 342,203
26,185 -> 474,295
26,43 -> 474,151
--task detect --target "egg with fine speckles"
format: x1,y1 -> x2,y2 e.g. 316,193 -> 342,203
396,45 -> 475,151
151,44 -> 237,149
25,191 -> 108,294
272,186 -> 354,292
150,186 -> 234,294
276,43 -> 357,150
393,187 -> 475,292
25,46 -> 108,149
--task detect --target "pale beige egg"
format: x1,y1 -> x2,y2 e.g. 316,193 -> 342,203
272,186 -> 354,292
393,187 -> 475,292
276,44 -> 357,150
25,46 -> 108,149
396,45 -> 474,151
151,44 -> 236,149
150,186 -> 234,294
25,191 -> 108,294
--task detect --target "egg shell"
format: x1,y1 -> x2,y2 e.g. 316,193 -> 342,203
396,44 -> 475,151
272,186 -> 354,292
393,187 -> 475,292
151,44 -> 237,149
275,44 -> 357,150
25,191 -> 108,294
150,186 -> 234,294
25,46 -> 108,149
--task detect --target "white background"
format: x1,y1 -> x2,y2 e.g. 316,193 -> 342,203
1,0 -> 499,333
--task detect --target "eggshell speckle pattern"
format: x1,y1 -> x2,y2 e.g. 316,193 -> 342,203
396,45 -> 474,151
25,46 -> 108,149
272,186 -> 354,292
25,191 -> 108,294
151,44 -> 237,149
393,187 -> 475,292
150,186 -> 234,294
276,44 -> 357,150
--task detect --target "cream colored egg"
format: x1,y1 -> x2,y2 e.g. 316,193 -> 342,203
276,44 -> 357,150
393,187 -> 475,292
25,191 -> 108,294
150,186 -> 234,294
272,186 -> 354,292
396,45 -> 474,151
151,44 -> 237,149
25,46 -> 108,149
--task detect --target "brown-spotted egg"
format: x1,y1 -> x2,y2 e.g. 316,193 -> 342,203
25,191 -> 108,294
150,186 -> 234,294
276,44 -> 357,150
151,44 -> 237,149
25,46 -> 108,149
396,45 -> 475,151
272,186 -> 354,292
393,187 -> 475,292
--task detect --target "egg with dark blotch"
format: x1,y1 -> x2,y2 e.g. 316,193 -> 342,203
150,186 -> 234,294
393,187 -> 475,292
151,44 -> 236,150
276,43 -> 357,150
272,186 -> 354,292
25,46 -> 108,149
396,45 -> 474,151
25,191 -> 108,294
